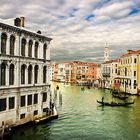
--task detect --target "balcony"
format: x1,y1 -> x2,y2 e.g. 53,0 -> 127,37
102,73 -> 110,77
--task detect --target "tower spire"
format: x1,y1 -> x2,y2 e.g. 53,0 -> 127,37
104,43 -> 109,62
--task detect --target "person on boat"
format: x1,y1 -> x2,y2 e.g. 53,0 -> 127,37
56,85 -> 59,90
102,97 -> 104,103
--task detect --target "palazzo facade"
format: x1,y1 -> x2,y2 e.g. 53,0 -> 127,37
0,17 -> 52,130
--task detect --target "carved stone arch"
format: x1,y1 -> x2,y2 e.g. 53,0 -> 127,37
21,64 -> 26,84
35,41 -> 39,58
0,62 -> 6,85
10,34 -> 16,55
21,38 -> 26,56
9,63 -> 15,85
1,32 -> 7,54
34,65 -> 39,84
28,64 -> 32,84
43,43 -> 47,59
28,39 -> 33,57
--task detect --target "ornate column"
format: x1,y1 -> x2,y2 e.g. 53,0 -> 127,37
25,66 -> 28,85
6,65 -> 9,87
32,41 -> 35,58
32,65 -> 34,84
25,38 -> 28,57
38,65 -> 42,84
6,33 -> 10,55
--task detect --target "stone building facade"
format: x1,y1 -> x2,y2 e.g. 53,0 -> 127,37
0,17 -> 52,131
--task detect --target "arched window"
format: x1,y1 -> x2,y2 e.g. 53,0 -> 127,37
28,65 -> 32,84
43,66 -> 46,83
10,35 -> 15,55
21,64 -> 26,84
43,44 -> 47,59
21,38 -> 26,56
0,63 -> 6,85
1,33 -> 7,54
34,65 -> 38,84
9,64 -> 14,85
125,68 -> 127,76
28,40 -> 33,57
35,42 -> 38,58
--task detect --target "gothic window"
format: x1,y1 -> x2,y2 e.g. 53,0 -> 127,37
28,65 -> 32,84
1,33 -> 7,54
10,35 -> 15,55
34,65 -> 38,84
35,42 -> 38,58
28,40 -> 33,57
0,63 -> 6,86
21,64 -> 26,84
43,66 -> 46,83
9,64 -> 14,85
43,44 -> 47,59
21,38 -> 26,56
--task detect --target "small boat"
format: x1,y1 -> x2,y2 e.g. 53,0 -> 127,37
81,87 -> 85,91
87,86 -> 90,89
112,90 -> 119,94
112,94 -> 128,100
97,100 -> 134,107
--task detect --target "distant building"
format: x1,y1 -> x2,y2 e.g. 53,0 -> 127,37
95,64 -> 102,86
0,17 -> 53,131
51,61 -> 97,85
50,62 -> 55,81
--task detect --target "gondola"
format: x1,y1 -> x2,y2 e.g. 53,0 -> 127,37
97,100 -> 134,107
112,94 -> 128,100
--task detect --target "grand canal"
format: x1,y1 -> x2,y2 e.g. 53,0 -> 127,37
10,82 -> 140,140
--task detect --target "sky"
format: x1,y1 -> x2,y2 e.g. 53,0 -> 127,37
0,0 -> 140,63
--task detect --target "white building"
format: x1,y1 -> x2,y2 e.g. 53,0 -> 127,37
57,63 -> 65,82
0,17 -> 53,132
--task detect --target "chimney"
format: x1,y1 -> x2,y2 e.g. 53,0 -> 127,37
37,30 -> 41,34
20,17 -> 25,27
14,18 -> 21,27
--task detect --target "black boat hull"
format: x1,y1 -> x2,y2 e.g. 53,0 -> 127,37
97,100 -> 134,106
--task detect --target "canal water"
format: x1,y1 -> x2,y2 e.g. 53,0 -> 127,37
10,82 -> 140,140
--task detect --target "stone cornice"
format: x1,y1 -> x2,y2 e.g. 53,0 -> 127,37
0,54 -> 51,62
0,22 -> 52,42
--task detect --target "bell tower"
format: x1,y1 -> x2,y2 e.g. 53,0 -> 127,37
104,47 -> 109,62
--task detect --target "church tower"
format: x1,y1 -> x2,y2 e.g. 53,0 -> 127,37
104,47 -> 109,62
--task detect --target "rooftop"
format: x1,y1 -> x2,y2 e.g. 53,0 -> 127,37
0,17 -> 52,41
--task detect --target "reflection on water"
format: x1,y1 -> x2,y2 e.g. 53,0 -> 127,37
10,82 -> 140,140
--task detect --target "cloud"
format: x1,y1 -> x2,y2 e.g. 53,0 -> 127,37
0,0 -> 140,63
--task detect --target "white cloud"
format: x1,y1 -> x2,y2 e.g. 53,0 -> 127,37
0,0 -> 140,63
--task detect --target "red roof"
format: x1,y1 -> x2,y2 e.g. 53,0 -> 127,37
121,49 -> 140,57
